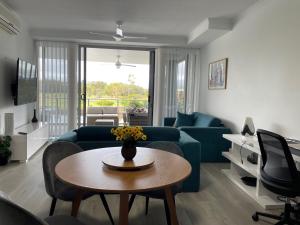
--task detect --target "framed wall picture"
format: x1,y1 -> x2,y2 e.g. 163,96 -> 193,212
208,58 -> 228,89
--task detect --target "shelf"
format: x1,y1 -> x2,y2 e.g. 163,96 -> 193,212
222,169 -> 256,197
290,143 -> 300,150
222,152 -> 257,177
221,134 -> 297,210
222,169 -> 284,210
223,134 -> 260,155
14,122 -> 47,135
223,134 -> 300,162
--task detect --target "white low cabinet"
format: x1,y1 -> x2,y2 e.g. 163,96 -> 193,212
10,123 -> 49,162
222,134 -> 300,210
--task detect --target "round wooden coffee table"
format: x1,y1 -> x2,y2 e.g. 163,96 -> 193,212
55,147 -> 192,225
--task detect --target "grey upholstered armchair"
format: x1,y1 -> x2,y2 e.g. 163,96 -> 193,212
42,141 -> 114,225
0,195 -> 86,225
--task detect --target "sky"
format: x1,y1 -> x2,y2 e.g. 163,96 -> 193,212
86,61 -> 150,89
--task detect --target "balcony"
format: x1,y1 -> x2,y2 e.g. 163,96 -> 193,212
40,97 -> 150,138
84,97 -> 150,126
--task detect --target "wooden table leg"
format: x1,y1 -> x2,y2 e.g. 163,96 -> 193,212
119,192 -> 129,225
71,190 -> 84,217
164,187 -> 179,225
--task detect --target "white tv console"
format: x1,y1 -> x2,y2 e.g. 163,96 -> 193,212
222,134 -> 300,210
10,122 -> 49,162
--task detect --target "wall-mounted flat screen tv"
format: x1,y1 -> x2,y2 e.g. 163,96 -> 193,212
13,58 -> 37,105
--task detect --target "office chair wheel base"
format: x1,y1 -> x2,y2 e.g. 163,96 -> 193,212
252,213 -> 259,222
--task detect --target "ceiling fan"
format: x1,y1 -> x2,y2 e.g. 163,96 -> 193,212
115,55 -> 136,69
89,21 -> 147,42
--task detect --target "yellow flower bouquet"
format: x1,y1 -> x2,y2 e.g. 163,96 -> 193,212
111,126 -> 147,141
111,126 -> 147,160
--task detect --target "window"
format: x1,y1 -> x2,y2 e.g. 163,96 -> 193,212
37,42 -> 71,138
176,60 -> 186,113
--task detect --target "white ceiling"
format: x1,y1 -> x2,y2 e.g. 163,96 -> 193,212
2,0 -> 258,46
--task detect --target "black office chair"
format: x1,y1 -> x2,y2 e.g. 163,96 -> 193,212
252,129 -> 300,224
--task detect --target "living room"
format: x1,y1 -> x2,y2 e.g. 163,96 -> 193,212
0,0 -> 300,225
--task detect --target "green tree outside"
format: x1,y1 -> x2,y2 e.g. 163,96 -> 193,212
86,79 -> 148,108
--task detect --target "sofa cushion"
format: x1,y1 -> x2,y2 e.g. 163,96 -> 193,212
174,112 -> 194,127
102,107 -> 118,114
100,114 -> 118,118
75,126 -> 180,142
87,107 -> 101,114
76,126 -> 115,141
76,140 -> 165,150
87,107 -> 118,114
76,141 -> 121,150
193,112 -> 222,127
142,127 -> 180,141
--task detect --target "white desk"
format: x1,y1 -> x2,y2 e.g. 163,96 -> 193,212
290,143 -> 300,151
222,134 -> 300,210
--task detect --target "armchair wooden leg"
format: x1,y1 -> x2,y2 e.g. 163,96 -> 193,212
119,193 -> 129,225
164,187 -> 179,225
71,190 -> 84,217
49,197 -> 57,216
100,194 -> 115,225
163,199 -> 171,225
145,196 -> 149,215
128,194 -> 136,213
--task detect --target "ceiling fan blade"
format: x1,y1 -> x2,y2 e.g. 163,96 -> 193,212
98,62 -> 113,65
121,64 -> 136,67
123,36 -> 148,39
113,35 -> 123,41
89,32 -> 113,38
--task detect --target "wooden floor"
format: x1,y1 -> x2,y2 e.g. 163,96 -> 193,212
0,148 -> 276,225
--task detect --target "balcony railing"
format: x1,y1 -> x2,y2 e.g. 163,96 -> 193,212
85,97 -> 149,125
40,97 -> 149,137
86,97 -> 148,108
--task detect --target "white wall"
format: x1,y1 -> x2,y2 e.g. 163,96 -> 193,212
199,0 -> 300,139
0,21 -> 34,132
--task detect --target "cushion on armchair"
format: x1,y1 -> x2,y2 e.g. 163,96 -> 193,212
174,112 -> 194,127
192,112 -> 222,127
142,127 -> 180,141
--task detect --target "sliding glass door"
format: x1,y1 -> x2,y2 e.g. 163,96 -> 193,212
78,46 -> 154,127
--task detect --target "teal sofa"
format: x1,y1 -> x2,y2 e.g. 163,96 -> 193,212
164,112 -> 232,162
57,126 -> 201,192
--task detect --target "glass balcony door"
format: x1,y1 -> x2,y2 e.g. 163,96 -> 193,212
78,46 -> 154,127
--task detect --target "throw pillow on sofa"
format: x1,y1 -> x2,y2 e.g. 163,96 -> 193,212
174,112 -> 194,127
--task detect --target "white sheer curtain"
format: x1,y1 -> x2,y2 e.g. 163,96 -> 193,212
186,51 -> 201,113
153,48 -> 201,126
36,41 -> 78,138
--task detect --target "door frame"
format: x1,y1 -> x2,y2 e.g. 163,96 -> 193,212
148,50 -> 155,125
78,46 -> 87,127
78,45 -> 155,127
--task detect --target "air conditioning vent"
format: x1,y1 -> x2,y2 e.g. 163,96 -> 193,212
0,2 -> 21,35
